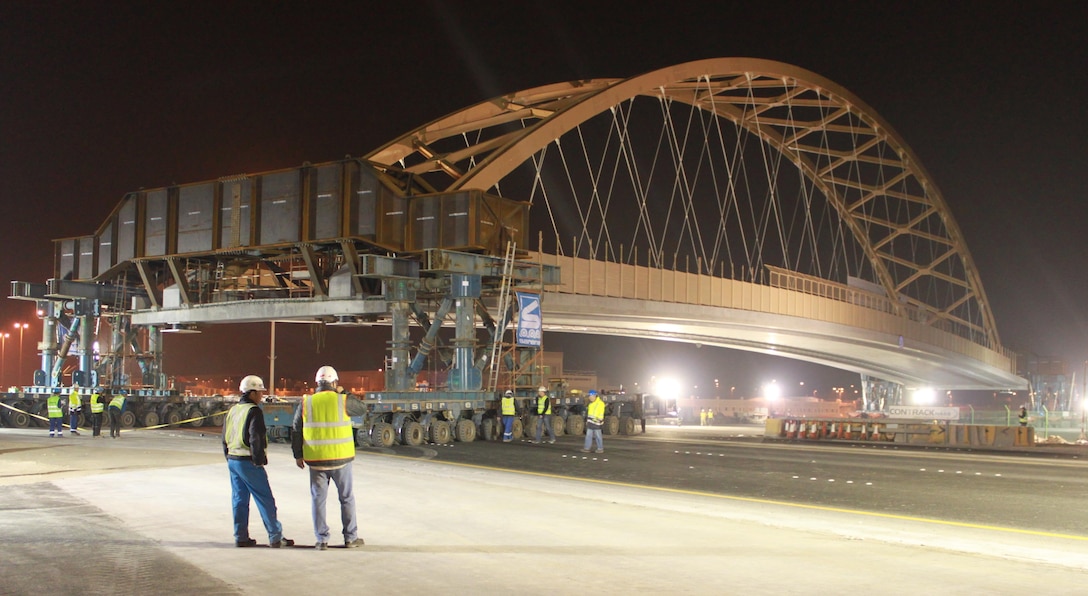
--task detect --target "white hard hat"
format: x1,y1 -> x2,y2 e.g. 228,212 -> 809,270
538,386 -> 547,393
504,390 -> 514,396
315,365 -> 339,384
239,375 -> 266,393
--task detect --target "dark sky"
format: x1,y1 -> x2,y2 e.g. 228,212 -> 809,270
1,1 -> 1085,394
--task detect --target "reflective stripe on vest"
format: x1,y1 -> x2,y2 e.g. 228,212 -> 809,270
109,395 -> 125,409
587,399 -> 606,425
537,395 -> 551,415
70,391 -> 81,409
224,402 -> 255,457
90,393 -> 104,414
47,395 -> 62,418
301,391 -> 354,462
501,395 -> 516,416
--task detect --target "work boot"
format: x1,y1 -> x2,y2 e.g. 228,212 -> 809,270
315,542 -> 328,551
345,538 -> 365,548
235,538 -> 257,548
269,538 -> 295,548
579,448 -> 590,453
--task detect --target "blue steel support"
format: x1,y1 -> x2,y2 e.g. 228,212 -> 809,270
449,274 -> 481,391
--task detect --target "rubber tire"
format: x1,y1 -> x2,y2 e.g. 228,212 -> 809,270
142,410 -> 161,428
480,418 -> 496,441
566,416 -> 585,437
120,410 -> 137,428
429,420 -> 452,444
401,420 -> 424,446
163,407 -> 182,426
455,419 -> 476,442
620,416 -> 636,435
603,415 -> 620,435
4,401 -> 31,428
186,407 -> 206,428
525,415 -> 540,439
511,418 -> 523,440
371,422 -> 395,448
552,415 -> 565,437
30,402 -> 48,427
210,409 -> 227,426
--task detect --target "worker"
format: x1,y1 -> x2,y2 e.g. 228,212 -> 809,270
1018,406 -> 1028,427
89,388 -> 105,437
501,390 -> 517,442
700,408 -> 707,426
47,392 -> 64,438
292,365 -> 366,551
581,390 -> 605,453
707,409 -> 715,426
108,393 -> 126,438
225,374 -> 294,548
533,386 -> 556,444
68,386 -> 82,436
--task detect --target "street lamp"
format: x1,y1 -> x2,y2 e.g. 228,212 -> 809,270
0,332 -> 9,388
13,323 -> 28,385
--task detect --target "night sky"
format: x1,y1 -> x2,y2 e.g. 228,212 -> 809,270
1,2 -> 1085,395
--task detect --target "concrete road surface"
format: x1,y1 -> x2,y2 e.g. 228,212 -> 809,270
2,426 -> 1088,595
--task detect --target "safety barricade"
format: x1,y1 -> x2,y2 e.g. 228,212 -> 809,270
765,417 -> 1040,449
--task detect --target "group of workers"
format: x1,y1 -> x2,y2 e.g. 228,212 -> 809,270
224,365 -> 365,551
500,386 -> 607,453
45,386 -> 128,438
699,408 -> 717,426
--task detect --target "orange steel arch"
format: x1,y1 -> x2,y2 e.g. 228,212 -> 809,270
365,58 -> 1001,350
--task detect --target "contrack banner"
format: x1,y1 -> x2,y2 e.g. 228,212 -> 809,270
515,292 -> 541,347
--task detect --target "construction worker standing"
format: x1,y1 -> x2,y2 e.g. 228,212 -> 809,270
501,390 -> 517,442
47,392 -> 64,438
581,390 -> 605,453
533,386 -> 556,444
89,388 -> 105,437
224,375 -> 294,548
700,408 -> 707,426
68,386 -> 82,436
1018,407 -> 1029,426
108,393 -> 126,438
292,365 -> 366,551
707,409 -> 715,426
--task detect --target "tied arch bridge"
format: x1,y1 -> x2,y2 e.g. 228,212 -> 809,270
10,58 -> 1025,428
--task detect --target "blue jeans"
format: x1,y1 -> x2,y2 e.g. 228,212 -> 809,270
309,465 -> 358,544
69,412 -> 80,433
228,458 -> 284,543
49,418 -> 63,435
584,427 -> 603,452
535,415 -> 555,442
502,416 -> 514,441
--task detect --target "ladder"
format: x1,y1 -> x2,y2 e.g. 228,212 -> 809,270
486,240 -> 517,392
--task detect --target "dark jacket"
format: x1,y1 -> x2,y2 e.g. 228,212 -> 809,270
223,395 -> 269,466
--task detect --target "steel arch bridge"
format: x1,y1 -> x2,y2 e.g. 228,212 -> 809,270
23,58 -> 1023,391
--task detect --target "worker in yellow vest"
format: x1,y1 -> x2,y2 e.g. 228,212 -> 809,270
47,392 -> 64,438
533,386 -> 556,444
68,386 -> 82,436
108,393 -> 126,438
581,390 -> 606,453
224,374 -> 294,548
292,365 -> 367,550
501,390 -> 517,442
89,389 -> 105,437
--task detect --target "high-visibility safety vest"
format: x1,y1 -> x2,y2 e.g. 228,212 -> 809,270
301,390 -> 355,463
109,395 -> 126,410
69,390 -> 81,410
90,393 -> 104,413
536,394 -> 552,415
587,398 -> 606,425
501,394 -> 516,416
47,394 -> 63,418
223,402 -> 256,457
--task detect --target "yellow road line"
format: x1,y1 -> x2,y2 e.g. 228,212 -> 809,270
371,451 -> 1088,542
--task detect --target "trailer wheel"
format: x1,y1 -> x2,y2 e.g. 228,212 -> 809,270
141,410 -> 161,428
552,415 -> 565,436
620,416 -> 636,435
30,402 -> 48,427
603,415 -> 620,435
210,408 -> 227,426
162,407 -> 182,426
455,419 -> 476,442
186,407 -> 206,428
511,418 -> 523,440
401,420 -> 424,446
3,400 -> 31,428
566,416 -> 585,437
480,418 -> 496,441
371,422 -> 395,448
120,410 -> 137,428
429,420 -> 452,444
